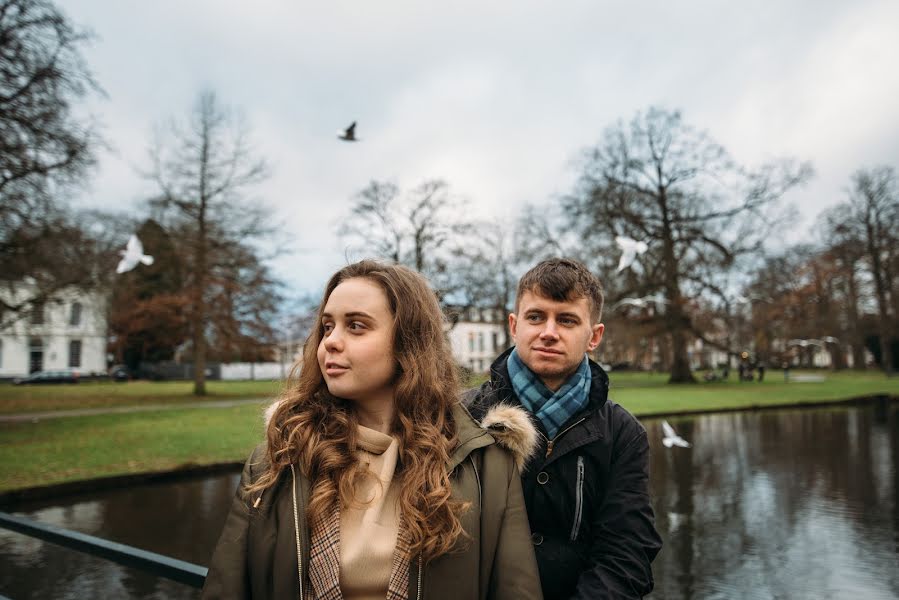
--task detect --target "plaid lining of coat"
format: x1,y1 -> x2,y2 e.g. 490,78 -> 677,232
306,502 -> 412,600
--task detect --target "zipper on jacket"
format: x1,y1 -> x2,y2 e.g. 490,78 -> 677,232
416,554 -> 423,600
544,417 -> 586,458
570,456 -> 585,541
290,465 -> 304,600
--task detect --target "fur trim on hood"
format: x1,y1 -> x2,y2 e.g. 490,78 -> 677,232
261,398 -> 538,471
479,403 -> 539,471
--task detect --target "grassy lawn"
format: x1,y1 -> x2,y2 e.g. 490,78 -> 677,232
1,370 -> 897,493
0,379 -> 283,414
610,369 -> 899,415
0,402 -> 268,492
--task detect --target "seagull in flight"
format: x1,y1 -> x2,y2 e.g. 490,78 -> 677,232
662,420 -> 691,448
613,294 -> 668,311
788,338 -> 825,348
116,234 -> 154,274
338,121 -> 359,142
615,235 -> 649,272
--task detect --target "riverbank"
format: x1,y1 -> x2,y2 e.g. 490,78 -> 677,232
2,370 -> 898,496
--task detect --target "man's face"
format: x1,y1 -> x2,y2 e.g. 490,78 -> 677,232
510,290 -> 604,391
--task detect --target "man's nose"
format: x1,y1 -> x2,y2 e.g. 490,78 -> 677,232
540,320 -> 560,340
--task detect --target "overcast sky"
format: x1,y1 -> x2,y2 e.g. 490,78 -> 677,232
66,0 -> 899,296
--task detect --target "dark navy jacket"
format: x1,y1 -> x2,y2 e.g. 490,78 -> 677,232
465,348 -> 662,600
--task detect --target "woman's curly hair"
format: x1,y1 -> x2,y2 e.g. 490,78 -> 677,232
246,260 -> 468,562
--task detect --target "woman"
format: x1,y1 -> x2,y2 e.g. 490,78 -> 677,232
203,261 -> 542,600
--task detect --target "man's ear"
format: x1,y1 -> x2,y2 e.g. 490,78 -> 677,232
587,323 -> 605,351
509,312 -> 518,343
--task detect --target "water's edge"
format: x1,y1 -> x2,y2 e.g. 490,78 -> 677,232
2,393 -> 895,506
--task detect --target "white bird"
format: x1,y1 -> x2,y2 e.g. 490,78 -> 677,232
788,338 -> 824,348
662,420 -> 691,448
116,234 -> 154,274
337,121 -> 359,142
821,336 -> 839,344
613,297 -> 649,311
613,293 -> 668,311
615,235 -> 649,272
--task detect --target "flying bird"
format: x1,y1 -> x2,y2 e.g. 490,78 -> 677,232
116,234 -> 154,274
613,294 -> 668,311
337,121 -> 359,142
821,336 -> 839,344
615,236 -> 648,272
788,338 -> 824,348
662,420 -> 691,448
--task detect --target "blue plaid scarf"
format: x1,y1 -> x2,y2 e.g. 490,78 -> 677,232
507,348 -> 591,439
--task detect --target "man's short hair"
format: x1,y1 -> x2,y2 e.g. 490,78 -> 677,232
515,258 -> 605,323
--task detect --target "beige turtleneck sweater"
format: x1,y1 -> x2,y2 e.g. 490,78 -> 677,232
339,425 -> 402,600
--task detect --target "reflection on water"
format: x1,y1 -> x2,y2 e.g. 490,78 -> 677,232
646,403 -> 899,600
0,472 -> 241,599
1,404 -> 897,599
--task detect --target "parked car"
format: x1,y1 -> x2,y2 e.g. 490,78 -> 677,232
13,370 -> 80,385
109,365 -> 130,382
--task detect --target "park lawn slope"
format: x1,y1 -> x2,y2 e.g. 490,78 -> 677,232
611,370 -> 899,415
1,370 -> 898,493
0,402 -> 268,493
0,380 -> 283,414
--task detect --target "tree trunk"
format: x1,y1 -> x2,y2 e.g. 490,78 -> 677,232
845,262 -> 867,370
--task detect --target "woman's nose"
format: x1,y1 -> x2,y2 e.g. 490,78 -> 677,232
323,328 -> 344,351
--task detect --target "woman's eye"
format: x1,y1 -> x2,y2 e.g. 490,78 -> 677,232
322,323 -> 334,333
348,321 -> 366,331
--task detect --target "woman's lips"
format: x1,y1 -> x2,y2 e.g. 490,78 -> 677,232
324,362 -> 349,375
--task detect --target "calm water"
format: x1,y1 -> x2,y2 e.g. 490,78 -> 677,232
1,403 -> 897,599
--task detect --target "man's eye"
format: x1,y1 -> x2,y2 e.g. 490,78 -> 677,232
526,314 -> 542,322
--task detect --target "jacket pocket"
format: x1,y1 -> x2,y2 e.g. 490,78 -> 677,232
570,455 -> 585,542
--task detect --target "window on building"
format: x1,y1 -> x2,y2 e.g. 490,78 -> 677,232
478,332 -> 485,352
70,302 -> 82,326
69,340 -> 82,368
30,300 -> 45,325
492,332 -> 499,352
468,332 -> 475,352
0,339 -> 3,368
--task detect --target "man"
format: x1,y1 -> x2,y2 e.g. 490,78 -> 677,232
466,258 -> 662,599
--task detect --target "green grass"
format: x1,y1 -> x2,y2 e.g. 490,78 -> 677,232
0,379 -> 283,414
608,369 -> 899,415
1,370 -> 897,493
0,402 -> 268,492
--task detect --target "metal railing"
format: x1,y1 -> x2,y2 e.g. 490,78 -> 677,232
0,511 -> 207,589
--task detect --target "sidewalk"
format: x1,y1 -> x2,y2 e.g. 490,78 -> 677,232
0,397 -> 270,423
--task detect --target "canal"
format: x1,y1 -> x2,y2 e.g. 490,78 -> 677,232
1,402 -> 897,599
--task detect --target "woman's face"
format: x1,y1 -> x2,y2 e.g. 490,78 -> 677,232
317,277 -> 397,406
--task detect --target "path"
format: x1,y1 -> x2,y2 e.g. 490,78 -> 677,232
0,397 -> 270,423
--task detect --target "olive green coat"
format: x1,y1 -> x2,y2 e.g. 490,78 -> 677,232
202,403 -> 543,600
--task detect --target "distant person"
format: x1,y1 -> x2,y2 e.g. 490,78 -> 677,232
466,258 -> 662,600
757,363 -> 766,382
203,260 -> 542,599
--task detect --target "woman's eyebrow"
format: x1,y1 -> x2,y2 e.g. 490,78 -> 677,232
321,311 -> 374,320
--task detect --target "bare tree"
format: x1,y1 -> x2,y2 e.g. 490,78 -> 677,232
339,178 -> 473,301
835,166 -> 898,374
0,0 -> 101,318
148,90 -> 273,395
565,107 -> 811,383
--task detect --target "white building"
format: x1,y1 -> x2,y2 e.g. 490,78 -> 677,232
446,308 -> 508,373
0,283 -> 108,379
